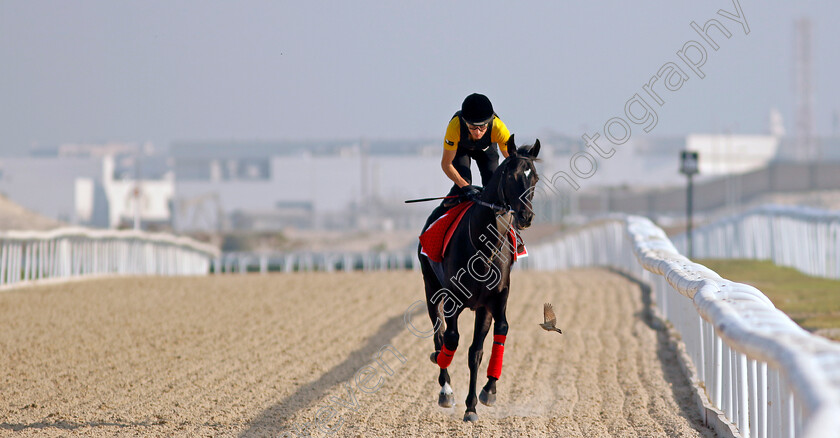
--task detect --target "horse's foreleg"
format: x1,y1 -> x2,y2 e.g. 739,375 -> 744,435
481,303 -> 509,406
464,307 -> 492,421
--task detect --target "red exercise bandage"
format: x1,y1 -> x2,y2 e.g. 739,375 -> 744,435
436,345 -> 456,369
486,334 -> 506,379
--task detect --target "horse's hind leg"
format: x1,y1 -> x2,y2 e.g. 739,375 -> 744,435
435,312 -> 462,408
419,256 -> 455,408
464,307 -> 492,422
419,247 -> 445,362
424,290 -> 445,363
427,299 -> 455,408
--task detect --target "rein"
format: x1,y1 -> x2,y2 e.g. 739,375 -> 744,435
472,198 -> 512,214
473,161 -> 513,214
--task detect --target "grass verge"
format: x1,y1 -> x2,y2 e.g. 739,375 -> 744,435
697,259 -> 840,342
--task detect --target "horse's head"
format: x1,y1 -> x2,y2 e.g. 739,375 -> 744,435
487,134 -> 541,229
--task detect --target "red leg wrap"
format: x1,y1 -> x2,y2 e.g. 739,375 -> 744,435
436,345 -> 456,369
486,334 -> 506,379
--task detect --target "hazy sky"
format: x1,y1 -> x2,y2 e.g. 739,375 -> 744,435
2,0 -> 839,154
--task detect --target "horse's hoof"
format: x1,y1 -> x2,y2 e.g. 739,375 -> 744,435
438,392 -> 455,408
463,411 -> 479,422
430,351 -> 439,364
479,388 -> 496,406
438,383 -> 454,408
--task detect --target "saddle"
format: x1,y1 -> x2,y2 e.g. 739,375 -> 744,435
419,202 -> 528,264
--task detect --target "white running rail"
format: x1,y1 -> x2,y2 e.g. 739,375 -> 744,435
0,227 -> 219,290
213,250 -> 419,273
673,204 -> 840,280
523,216 -> 840,438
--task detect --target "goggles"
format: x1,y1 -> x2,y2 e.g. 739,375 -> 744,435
466,122 -> 490,131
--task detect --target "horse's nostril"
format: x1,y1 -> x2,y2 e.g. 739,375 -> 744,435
516,213 -> 533,229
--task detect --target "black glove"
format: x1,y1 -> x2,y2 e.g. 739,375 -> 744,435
459,185 -> 482,202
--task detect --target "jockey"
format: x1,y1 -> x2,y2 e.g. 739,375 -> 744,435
440,93 -> 512,207
422,93 -> 512,232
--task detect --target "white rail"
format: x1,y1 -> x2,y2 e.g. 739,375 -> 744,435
213,250 -> 419,273
673,205 -> 840,279
523,216 -> 840,438
0,227 -> 219,290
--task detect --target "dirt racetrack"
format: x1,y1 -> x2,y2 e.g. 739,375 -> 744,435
0,270 -> 715,437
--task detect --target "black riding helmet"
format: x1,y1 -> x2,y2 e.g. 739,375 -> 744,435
460,93 -> 494,125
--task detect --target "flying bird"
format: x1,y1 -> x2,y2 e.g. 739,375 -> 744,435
539,303 -> 563,334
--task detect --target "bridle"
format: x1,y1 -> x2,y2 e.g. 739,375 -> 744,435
469,156 -> 535,264
474,156 -> 535,218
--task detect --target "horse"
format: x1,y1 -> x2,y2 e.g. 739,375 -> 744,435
418,136 -> 540,422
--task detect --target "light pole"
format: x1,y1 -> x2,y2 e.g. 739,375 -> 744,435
680,150 -> 699,259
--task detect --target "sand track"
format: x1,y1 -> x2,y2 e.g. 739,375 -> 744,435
0,270 -> 715,437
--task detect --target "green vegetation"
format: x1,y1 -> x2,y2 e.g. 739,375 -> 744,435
698,259 -> 840,341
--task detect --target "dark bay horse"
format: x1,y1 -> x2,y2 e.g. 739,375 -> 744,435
418,136 -> 540,422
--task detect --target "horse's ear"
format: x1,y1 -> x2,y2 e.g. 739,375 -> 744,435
506,134 -> 517,155
531,139 -> 541,158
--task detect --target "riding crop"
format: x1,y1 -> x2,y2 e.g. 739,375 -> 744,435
404,195 -> 460,204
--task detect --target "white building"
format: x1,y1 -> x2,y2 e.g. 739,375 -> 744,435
686,134 -> 780,176
170,140 -> 449,232
92,155 -> 174,228
1,143 -> 174,229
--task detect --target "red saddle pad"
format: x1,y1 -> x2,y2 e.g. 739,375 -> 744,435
419,201 -> 474,263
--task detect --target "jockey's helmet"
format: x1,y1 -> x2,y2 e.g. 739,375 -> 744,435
461,93 -> 494,125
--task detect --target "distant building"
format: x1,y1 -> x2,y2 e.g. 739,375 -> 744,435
0,143 -> 173,229
99,155 -> 175,229
167,136 -> 704,232
4,133 -> 840,232
169,139 -> 447,232
686,134 -> 780,175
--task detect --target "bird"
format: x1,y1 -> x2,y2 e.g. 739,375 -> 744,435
539,303 -> 563,334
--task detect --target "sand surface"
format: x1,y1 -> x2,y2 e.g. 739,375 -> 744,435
0,270 -> 715,437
